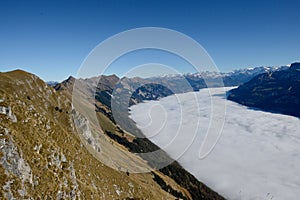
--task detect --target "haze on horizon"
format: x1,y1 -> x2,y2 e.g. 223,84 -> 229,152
0,0 -> 300,81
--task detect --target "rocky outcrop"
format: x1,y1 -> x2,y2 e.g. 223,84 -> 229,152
0,126 -> 33,199
0,105 -> 17,123
72,109 -> 101,153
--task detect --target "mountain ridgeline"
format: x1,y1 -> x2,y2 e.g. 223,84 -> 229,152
0,70 -> 225,199
1,63 -> 294,199
87,65 -> 289,108
47,64 -> 293,199
54,72 -> 225,200
68,65 -> 290,138
228,62 -> 300,118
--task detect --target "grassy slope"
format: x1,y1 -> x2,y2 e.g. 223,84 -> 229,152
0,70 -> 182,199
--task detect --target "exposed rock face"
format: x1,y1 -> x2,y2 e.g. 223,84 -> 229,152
0,127 -> 32,199
72,109 -> 101,153
228,62 -> 300,118
0,106 -> 17,122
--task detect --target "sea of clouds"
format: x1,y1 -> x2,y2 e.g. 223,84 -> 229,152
129,87 -> 300,200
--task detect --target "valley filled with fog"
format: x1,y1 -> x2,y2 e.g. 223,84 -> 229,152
129,87 -> 300,200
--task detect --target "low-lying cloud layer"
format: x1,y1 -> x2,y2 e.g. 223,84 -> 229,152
130,87 -> 300,200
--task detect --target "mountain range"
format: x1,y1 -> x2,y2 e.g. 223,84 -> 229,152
116,65 -> 290,103
0,63 -> 298,199
228,62 -> 300,118
0,70 -> 224,199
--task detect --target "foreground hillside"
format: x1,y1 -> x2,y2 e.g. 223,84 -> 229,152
228,62 -> 300,118
0,70 -> 173,199
0,70 -> 224,199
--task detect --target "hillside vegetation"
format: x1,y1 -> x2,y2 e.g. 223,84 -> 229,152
0,70 -> 225,199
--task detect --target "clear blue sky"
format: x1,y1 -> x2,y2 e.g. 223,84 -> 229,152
0,0 -> 299,81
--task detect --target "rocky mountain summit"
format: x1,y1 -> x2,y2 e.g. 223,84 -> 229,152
228,62 -> 300,118
0,70 -> 224,199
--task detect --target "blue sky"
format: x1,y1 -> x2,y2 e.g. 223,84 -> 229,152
0,0 -> 299,81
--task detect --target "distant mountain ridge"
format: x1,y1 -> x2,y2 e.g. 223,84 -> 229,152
46,81 -> 59,86
121,65 -> 290,103
50,64 -> 293,145
49,65 -> 288,94
228,62 -> 300,118
50,65 -> 290,134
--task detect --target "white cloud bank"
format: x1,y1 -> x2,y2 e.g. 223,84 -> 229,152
129,87 -> 300,200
